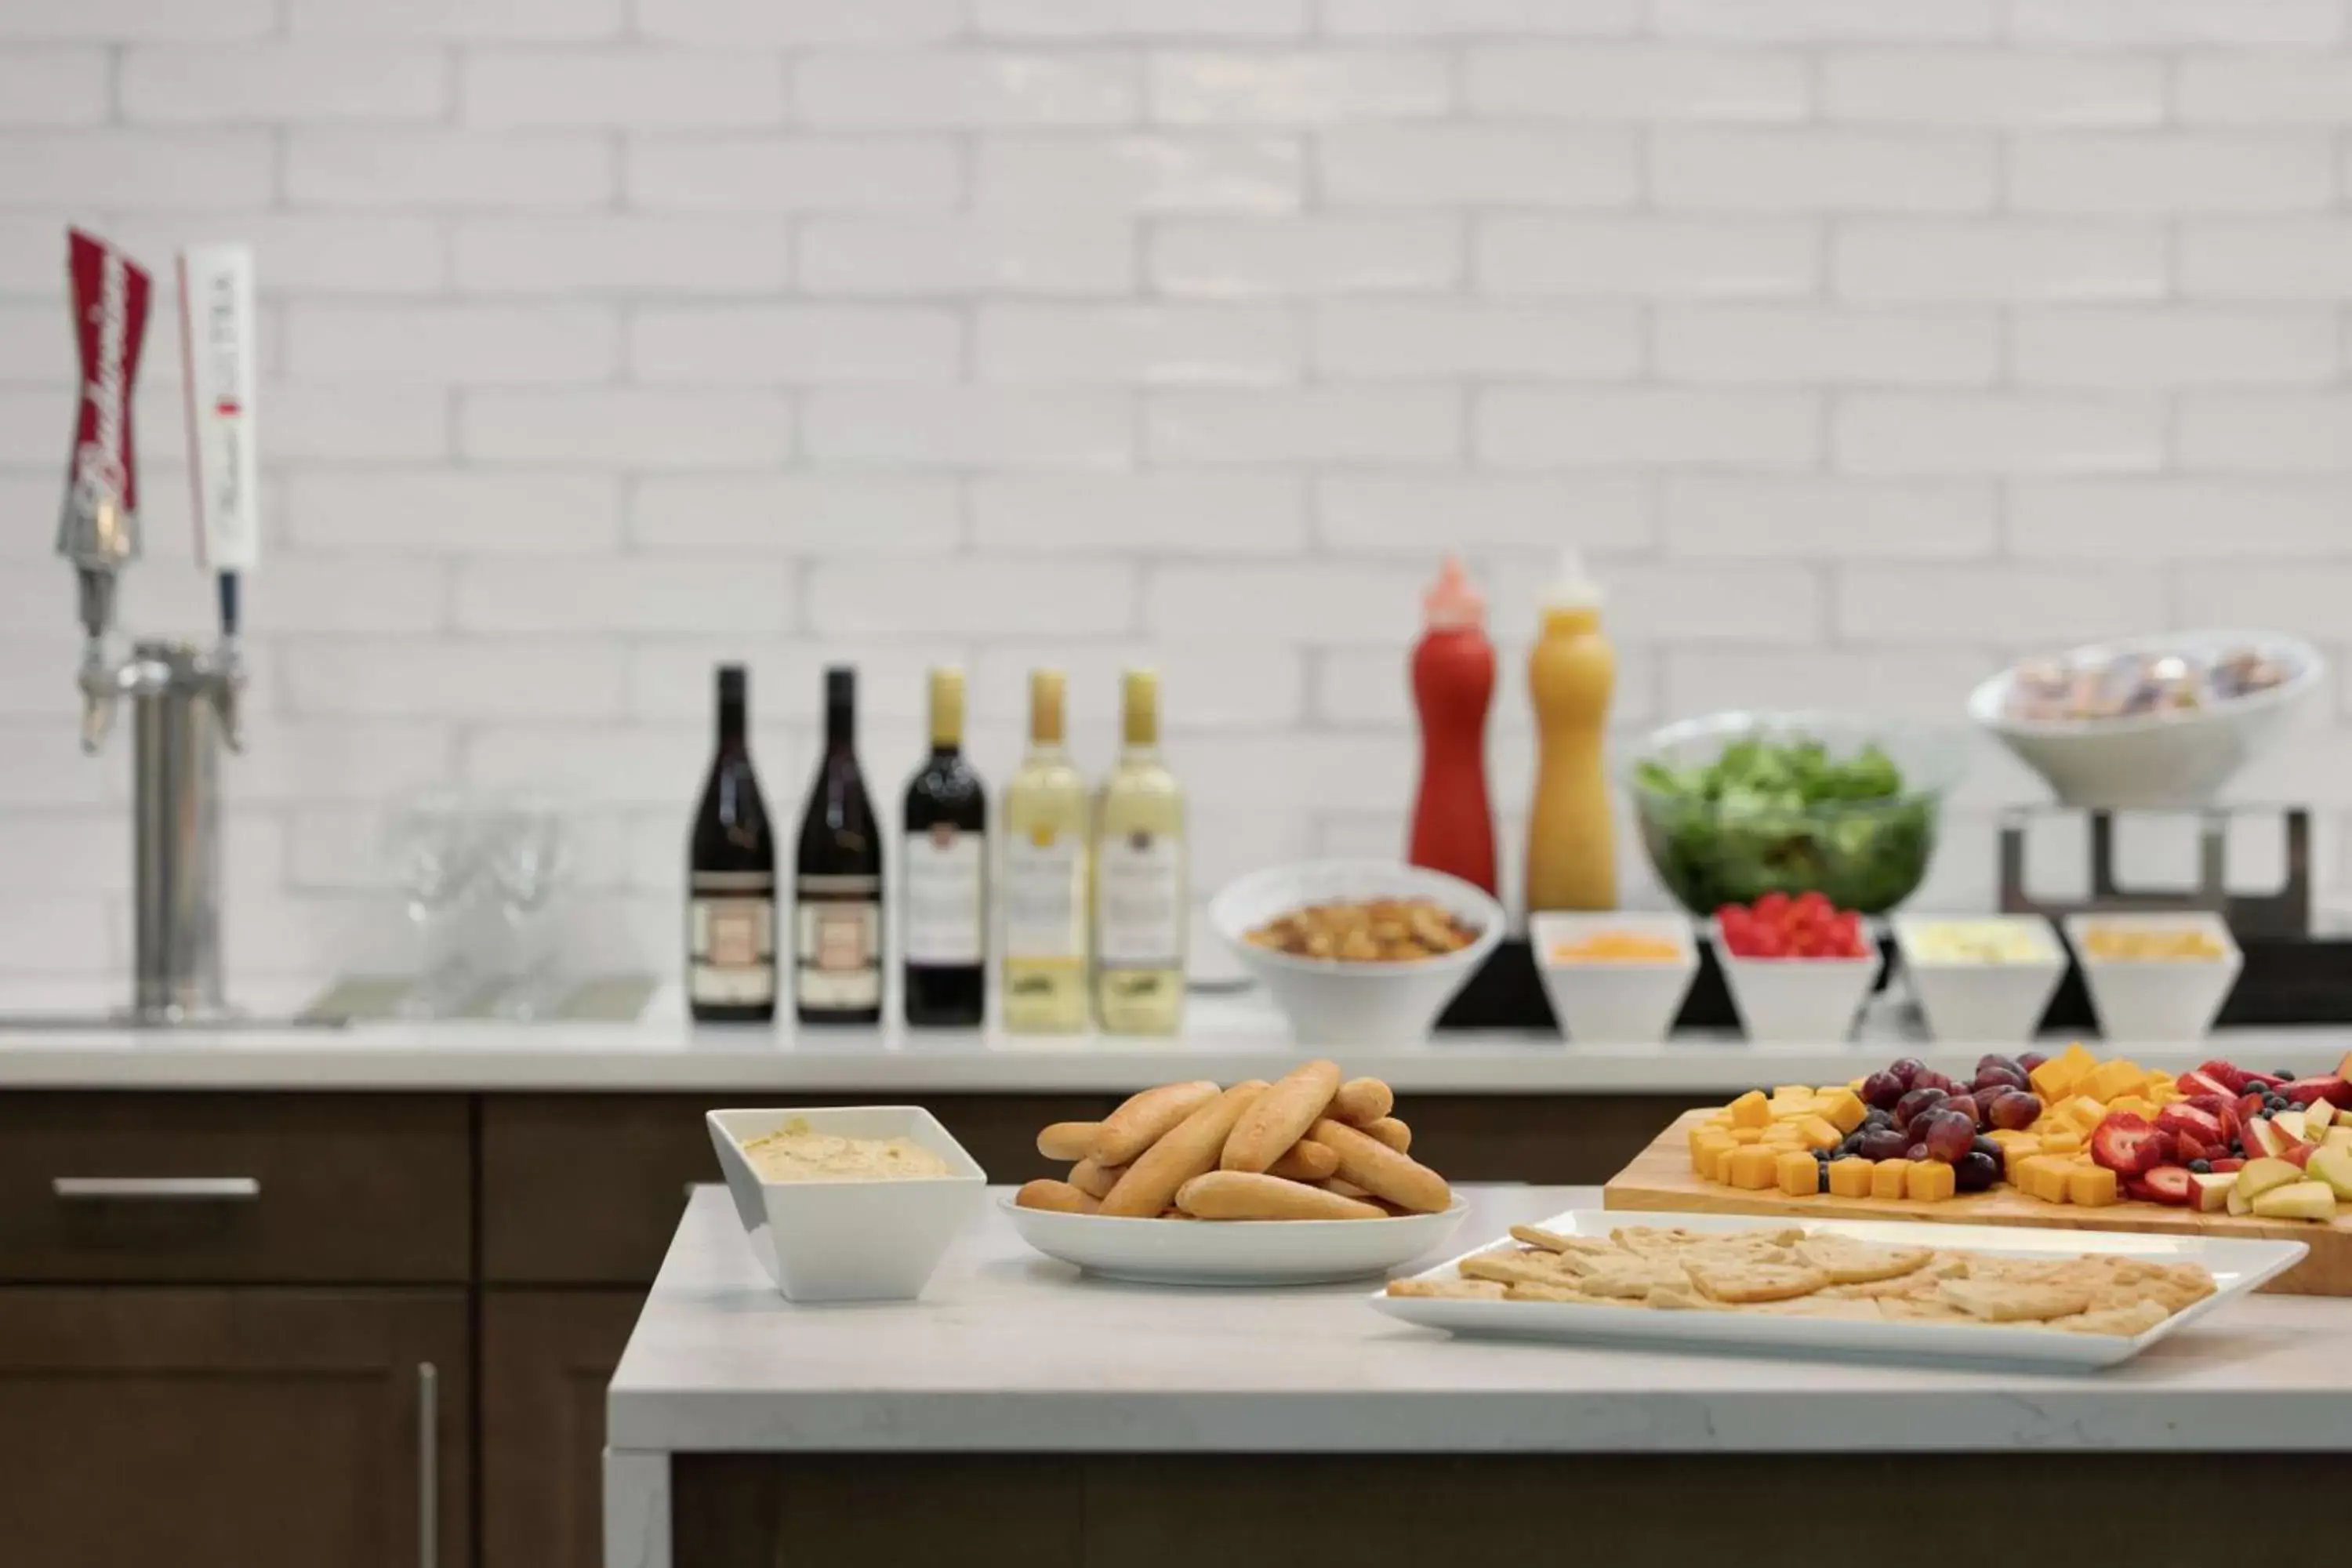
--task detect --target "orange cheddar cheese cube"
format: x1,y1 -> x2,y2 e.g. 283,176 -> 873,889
1728,1090 -> 1770,1129
1817,1087 -> 1868,1135
1983,1128 -> 2028,1145
2020,1156 -> 2072,1204
1730,1127 -> 1764,1145
2067,1165 -> 2119,1207
2027,1058 -> 2079,1104
2000,1138 -> 2044,1181
1724,1146 -> 1780,1190
2107,1094 -> 2153,1123
2058,1094 -> 2108,1133
1828,1157 -> 1875,1198
2039,1127 -> 2082,1156
1798,1115 -> 1845,1152
2084,1058 -> 2146,1103
1905,1160 -> 1956,1203
1870,1159 -> 1912,1201
1777,1150 -> 1819,1197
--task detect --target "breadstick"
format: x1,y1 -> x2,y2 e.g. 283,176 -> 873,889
1014,1179 -> 1098,1215
1309,1116 -> 1451,1214
1220,1058 -> 1343,1173
1175,1171 -> 1386,1221
1098,1081 -> 1269,1218
1091,1080 -> 1221,1167
1330,1078 -> 1393,1126
1036,1122 -> 1099,1162
1361,1117 -> 1410,1154
1321,1178 -> 1376,1201
1265,1139 -> 1338,1182
1067,1158 -> 1123,1200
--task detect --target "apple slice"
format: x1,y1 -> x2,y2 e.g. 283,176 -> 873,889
2282,1142 -> 2316,1170
2310,1144 -> 2352,1203
2274,1110 -> 2310,1142
2228,1183 -> 2253,1216
2326,1127 -> 2352,1150
2191,1172 -> 2237,1213
2234,1157 -> 2304,1202
2246,1119 -> 2298,1160
2251,1181 -> 2337,1222
2307,1101 -> 2336,1132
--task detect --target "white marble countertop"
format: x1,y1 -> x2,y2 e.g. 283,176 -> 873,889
2,985 -> 2346,1094
607,1185 -> 2352,1455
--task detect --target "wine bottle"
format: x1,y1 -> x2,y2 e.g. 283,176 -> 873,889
1000,668 -> 1090,1033
902,666 -> 986,1027
1092,668 -> 1186,1035
793,666 -> 883,1026
687,664 -> 776,1024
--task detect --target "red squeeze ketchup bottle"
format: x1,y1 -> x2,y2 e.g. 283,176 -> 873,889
1407,557 -> 1499,896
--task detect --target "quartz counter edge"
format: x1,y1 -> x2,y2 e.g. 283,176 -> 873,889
0,1016 -> 2346,1092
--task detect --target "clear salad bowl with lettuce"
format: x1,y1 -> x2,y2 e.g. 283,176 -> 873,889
1628,712 -> 1963,916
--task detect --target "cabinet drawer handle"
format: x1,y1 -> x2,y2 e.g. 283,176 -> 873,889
417,1361 -> 438,1568
52,1176 -> 261,1201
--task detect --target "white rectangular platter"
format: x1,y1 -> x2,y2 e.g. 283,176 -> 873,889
1370,1208 -> 2309,1370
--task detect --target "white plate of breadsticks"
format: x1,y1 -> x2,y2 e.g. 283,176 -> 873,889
1007,1062 -> 1470,1286
1372,1209 -> 2307,1369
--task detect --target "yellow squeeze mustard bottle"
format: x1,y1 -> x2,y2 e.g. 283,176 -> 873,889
1524,550 -> 1617,912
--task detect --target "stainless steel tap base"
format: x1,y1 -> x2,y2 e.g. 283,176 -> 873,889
129,641 -> 227,1020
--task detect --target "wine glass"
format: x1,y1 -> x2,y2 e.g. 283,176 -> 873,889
383,786 -> 485,1018
484,793 -> 571,1021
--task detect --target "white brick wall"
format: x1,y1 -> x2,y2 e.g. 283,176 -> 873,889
7,0 -> 2352,985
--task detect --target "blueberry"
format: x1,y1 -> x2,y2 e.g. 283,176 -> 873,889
2188,1159 -> 2212,1174
2274,1071 -> 2296,1083
1840,1133 -> 1865,1154
1817,1164 -> 1833,1192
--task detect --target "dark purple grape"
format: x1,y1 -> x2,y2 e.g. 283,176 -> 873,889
1889,1057 -> 1928,1088
1857,1126 -> 1911,1161
1918,1109 -> 1977,1164
1893,1086 -> 1948,1127
1954,1151 -> 2001,1192
1975,1053 -> 2023,1079
1917,1070 -> 1964,1096
1972,1064 -> 2028,1095
1986,1091 -> 2042,1132
1905,1142 -> 1929,1161
1972,1134 -> 2002,1160
1860,1069 -> 1907,1110
2019,1051 -> 2049,1072
1944,1093 -> 1981,1128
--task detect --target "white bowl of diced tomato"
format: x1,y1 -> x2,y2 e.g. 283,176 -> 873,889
1712,894 -> 1882,1044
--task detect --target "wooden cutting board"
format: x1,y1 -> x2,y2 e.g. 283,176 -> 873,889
1602,1109 -> 2352,1297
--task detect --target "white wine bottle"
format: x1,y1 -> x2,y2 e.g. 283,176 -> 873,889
1092,668 -> 1185,1035
1000,669 -> 1091,1033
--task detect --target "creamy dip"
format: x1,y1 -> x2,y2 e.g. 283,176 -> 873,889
740,1119 -> 953,1182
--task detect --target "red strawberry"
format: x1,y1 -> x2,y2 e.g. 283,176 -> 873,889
2186,1093 -> 2241,1143
2237,1091 -> 2269,1127
2127,1166 -> 2194,1207
2198,1060 -> 2252,1094
2173,1131 -> 2216,1163
2177,1069 -> 2236,1101
2280,1076 -> 2352,1109
2090,1112 -> 2175,1177
2209,1157 -> 2245,1174
2156,1103 -> 2225,1149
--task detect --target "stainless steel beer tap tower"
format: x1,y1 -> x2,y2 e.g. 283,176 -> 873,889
64,505 -> 249,1025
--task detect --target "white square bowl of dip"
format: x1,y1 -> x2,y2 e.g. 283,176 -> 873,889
706,1106 -> 988,1304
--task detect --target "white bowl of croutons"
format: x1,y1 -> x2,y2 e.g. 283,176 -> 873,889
1210,861 -> 1505,1044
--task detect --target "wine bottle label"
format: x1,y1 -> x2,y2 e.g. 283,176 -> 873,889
1003,833 -> 1084,962
688,872 -> 775,1006
1096,829 -> 1184,968
902,827 -> 984,967
796,874 -> 881,1011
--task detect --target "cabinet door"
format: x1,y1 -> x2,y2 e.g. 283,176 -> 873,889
482,1290 -> 645,1568
0,1289 -> 470,1568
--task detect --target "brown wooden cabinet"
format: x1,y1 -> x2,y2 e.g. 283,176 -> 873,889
0,1288 -> 470,1568
481,1290 -> 645,1568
